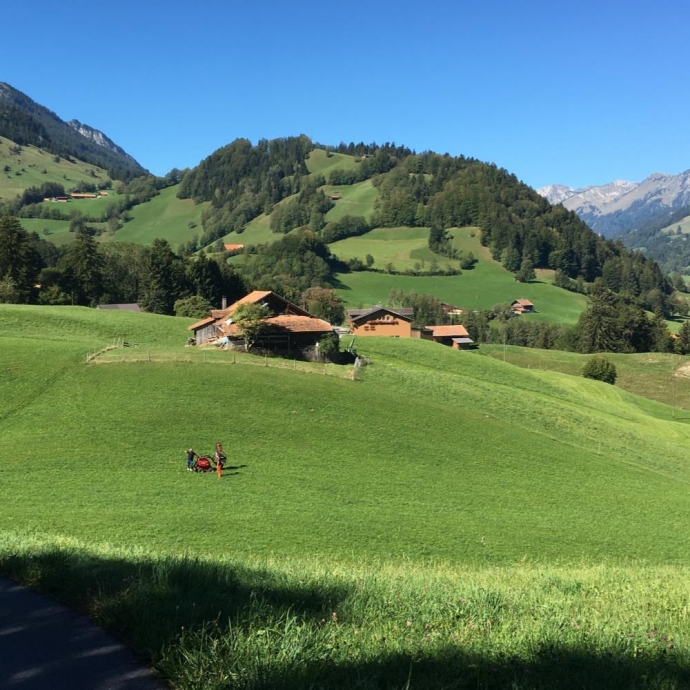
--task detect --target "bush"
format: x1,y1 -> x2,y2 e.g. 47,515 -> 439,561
582,355 -> 617,384
174,295 -> 213,319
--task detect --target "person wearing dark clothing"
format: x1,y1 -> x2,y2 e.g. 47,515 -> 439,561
186,448 -> 198,471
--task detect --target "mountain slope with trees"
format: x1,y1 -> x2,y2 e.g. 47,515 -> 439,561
0,83 -> 146,179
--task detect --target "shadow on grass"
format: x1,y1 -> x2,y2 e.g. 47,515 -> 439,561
249,647 -> 690,690
2,546 -> 689,689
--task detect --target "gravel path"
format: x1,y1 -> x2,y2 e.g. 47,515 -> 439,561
0,579 -> 165,690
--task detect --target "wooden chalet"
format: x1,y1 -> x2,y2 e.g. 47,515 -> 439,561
440,302 -> 465,316
511,299 -> 535,314
188,291 -> 333,353
347,306 -> 413,337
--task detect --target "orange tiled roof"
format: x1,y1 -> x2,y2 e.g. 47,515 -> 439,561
224,243 -> 244,251
221,314 -> 332,336
429,325 -> 469,338
213,291 -> 273,320
188,316 -> 216,331
513,299 -> 534,306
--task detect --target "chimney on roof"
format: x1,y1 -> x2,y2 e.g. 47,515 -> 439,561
221,296 -> 227,310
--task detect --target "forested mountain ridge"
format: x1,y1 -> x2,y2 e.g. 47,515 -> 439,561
0,83 -> 146,179
180,137 -> 671,314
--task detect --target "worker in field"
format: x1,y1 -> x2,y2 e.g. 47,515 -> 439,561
186,448 -> 198,472
214,442 -> 226,478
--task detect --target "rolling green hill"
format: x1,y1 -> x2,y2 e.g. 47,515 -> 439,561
1,304 -> 688,562
478,344 -> 690,410
335,226 -> 588,324
3,305 -> 690,688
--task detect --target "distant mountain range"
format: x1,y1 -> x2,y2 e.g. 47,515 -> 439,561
0,82 -> 146,178
538,171 -> 690,239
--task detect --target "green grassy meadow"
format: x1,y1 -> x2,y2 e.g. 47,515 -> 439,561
37,192 -> 119,218
330,226 -> 461,270
110,184 -> 209,248
479,345 -> 690,411
335,228 -> 588,324
324,179 -> 378,222
306,148 -> 359,177
0,136 -> 112,201
3,305 -> 690,686
18,217 -> 75,246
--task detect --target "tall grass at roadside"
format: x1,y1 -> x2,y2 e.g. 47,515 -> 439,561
2,531 -> 689,689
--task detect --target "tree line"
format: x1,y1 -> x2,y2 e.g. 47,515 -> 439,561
0,216 -> 245,313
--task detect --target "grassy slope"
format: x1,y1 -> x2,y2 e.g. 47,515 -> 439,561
306,148 -> 359,176
1,305 -> 689,565
4,307 -> 690,688
107,184 -> 209,248
336,226 -> 588,325
479,345 -> 690,411
0,136 -> 112,201
661,213 -> 690,235
222,194 -> 298,247
330,226 -> 450,269
324,179 -> 378,222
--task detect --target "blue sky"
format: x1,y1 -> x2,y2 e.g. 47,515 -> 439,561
4,0 -> 688,189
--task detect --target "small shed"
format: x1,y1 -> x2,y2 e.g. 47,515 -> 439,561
188,316 -> 219,345
451,336 -> 476,350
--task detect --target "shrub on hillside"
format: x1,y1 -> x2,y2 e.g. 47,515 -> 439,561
582,355 -> 617,384
174,295 -> 214,319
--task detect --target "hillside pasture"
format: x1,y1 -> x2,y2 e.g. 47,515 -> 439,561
19,217 -> 73,244
336,227 -> 588,324
306,148 -> 359,177
324,179 -> 378,222
479,345 -> 690,413
37,192 -> 120,219
109,185 -> 209,248
0,136 -> 111,201
221,193 -> 300,249
1,306 -> 690,564
330,226 -> 464,270
4,307 -> 690,688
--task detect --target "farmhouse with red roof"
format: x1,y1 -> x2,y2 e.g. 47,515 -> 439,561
511,299 -> 535,314
188,291 -> 333,354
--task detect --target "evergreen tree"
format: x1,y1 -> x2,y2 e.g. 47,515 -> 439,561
515,258 -> 536,283
61,229 -> 104,305
0,216 -> 41,300
577,285 -> 622,353
675,321 -> 690,355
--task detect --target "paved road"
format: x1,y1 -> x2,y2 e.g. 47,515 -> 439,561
0,579 -> 165,690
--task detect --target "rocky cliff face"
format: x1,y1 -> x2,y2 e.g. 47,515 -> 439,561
67,119 -> 137,162
537,173 -> 690,237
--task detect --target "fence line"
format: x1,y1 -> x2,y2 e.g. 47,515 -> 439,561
87,347 -> 354,380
